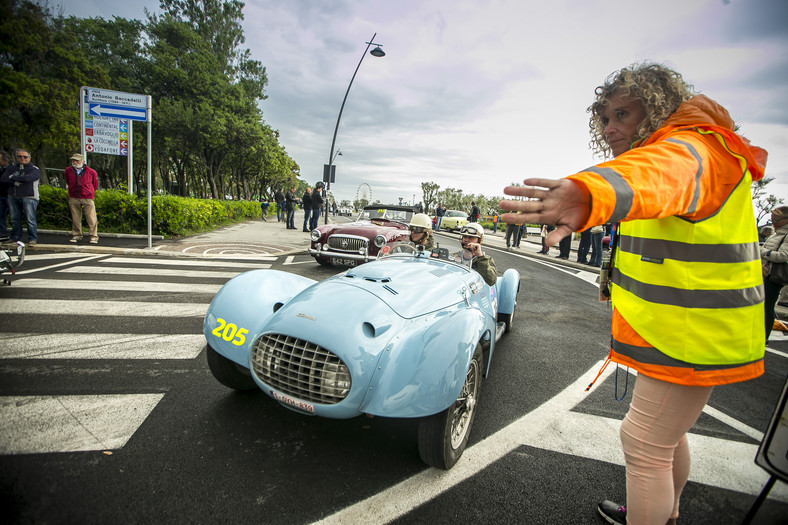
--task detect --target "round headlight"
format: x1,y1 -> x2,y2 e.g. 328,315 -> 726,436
322,244 -> 329,251
374,235 -> 386,248
320,362 -> 351,397
310,230 -> 321,242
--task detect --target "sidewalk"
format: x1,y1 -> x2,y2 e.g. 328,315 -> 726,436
25,208 -> 317,257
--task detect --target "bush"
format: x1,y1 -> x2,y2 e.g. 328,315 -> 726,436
39,186 -> 260,238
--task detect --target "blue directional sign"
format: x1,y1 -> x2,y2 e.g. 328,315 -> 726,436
89,103 -> 147,122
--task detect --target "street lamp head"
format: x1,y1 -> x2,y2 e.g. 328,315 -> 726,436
370,46 -> 385,57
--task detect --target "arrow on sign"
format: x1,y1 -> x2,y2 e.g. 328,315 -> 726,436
89,104 -> 147,121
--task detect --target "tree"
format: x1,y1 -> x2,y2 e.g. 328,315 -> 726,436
421,182 -> 439,213
0,0 -> 109,179
753,176 -> 784,225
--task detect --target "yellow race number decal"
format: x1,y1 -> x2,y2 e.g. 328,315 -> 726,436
211,318 -> 249,346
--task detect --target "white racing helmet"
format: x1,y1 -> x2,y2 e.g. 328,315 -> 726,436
408,213 -> 433,232
460,222 -> 484,243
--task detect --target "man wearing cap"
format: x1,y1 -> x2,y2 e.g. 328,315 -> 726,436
64,153 -> 99,244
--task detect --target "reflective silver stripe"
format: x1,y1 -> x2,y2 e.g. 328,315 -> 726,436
584,166 -> 633,223
666,137 -> 703,214
612,339 -> 763,371
611,268 -> 764,308
618,235 -> 760,263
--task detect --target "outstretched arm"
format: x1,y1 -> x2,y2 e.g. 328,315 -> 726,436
499,178 -> 590,247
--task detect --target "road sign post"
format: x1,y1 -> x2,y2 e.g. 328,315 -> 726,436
81,87 -> 154,248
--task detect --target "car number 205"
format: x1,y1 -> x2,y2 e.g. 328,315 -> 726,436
210,317 -> 249,346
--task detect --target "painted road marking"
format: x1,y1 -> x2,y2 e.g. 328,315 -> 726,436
0,333 -> 205,359
9,279 -> 223,294
57,266 -> 245,279
0,394 -> 164,454
101,256 -> 275,267
0,299 -> 207,317
315,362 -> 787,524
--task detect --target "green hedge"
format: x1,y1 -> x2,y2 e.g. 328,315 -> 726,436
38,185 -> 263,238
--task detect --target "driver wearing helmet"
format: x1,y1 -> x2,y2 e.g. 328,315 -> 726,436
454,223 -> 497,286
408,213 -> 436,250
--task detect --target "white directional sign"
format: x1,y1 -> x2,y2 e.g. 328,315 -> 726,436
88,103 -> 147,121
85,88 -> 147,109
83,115 -> 129,156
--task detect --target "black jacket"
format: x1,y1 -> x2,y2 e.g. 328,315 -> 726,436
311,190 -> 324,210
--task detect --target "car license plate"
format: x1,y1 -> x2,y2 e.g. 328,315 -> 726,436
269,390 -> 315,413
331,257 -> 357,267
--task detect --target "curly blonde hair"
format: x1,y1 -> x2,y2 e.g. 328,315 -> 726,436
588,62 -> 696,158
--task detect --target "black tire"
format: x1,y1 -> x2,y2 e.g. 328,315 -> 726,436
418,344 -> 483,469
316,257 -> 333,267
206,344 -> 257,391
497,301 -> 516,333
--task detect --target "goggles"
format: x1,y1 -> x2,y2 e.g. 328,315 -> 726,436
460,225 -> 481,237
409,226 -> 426,234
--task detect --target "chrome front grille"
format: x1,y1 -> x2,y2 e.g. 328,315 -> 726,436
250,334 -> 351,405
327,235 -> 367,253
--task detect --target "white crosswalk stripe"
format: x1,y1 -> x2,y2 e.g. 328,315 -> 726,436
0,333 -> 205,359
0,254 -> 264,456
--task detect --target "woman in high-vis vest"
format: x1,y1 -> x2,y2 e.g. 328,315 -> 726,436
499,62 -> 767,525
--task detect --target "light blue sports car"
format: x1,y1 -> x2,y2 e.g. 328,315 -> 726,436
203,243 -> 520,469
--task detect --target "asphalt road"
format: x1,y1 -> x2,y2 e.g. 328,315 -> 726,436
1,220 -> 787,524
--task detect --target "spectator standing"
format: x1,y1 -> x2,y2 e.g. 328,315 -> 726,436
275,188 -> 285,222
310,183 -> 324,230
435,203 -> 446,230
492,212 -> 500,233
500,62 -> 766,525
64,153 -> 99,244
576,227 -> 591,263
469,201 -> 480,223
588,224 -> 604,267
514,223 -> 526,248
260,200 -> 269,221
0,151 -> 11,241
761,206 -> 788,342
2,149 -> 40,246
302,187 -> 312,232
285,186 -> 297,229
504,220 -> 519,248
538,223 -> 555,254
556,232 -> 571,259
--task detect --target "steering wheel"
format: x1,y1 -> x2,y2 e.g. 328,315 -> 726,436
391,243 -> 418,254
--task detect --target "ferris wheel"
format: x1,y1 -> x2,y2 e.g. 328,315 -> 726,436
355,183 -> 372,204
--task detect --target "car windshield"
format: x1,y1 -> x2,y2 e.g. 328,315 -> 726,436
446,211 -> 467,218
377,242 -> 473,269
358,208 -> 414,223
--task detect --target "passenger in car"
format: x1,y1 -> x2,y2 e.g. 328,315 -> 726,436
408,213 -> 436,250
453,223 -> 497,286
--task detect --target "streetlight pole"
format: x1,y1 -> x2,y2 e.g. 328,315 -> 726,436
325,33 -> 385,224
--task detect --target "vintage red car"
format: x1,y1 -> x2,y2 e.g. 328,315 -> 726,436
308,204 -> 418,267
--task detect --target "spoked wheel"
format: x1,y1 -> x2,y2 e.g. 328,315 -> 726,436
418,344 -> 483,469
206,344 -> 257,391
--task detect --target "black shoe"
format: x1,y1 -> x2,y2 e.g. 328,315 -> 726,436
597,500 -> 626,525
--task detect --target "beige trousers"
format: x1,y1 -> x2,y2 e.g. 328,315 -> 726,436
620,373 -> 714,524
68,198 -> 98,238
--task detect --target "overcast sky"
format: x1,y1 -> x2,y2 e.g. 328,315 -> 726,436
57,0 -> 788,211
